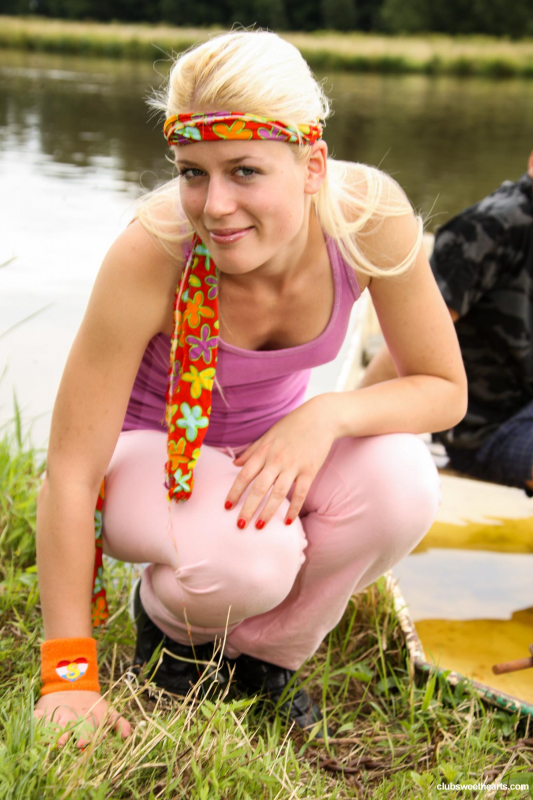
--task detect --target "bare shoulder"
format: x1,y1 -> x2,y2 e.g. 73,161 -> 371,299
97,197 -> 194,336
107,210 -> 187,296
45,199 -> 191,490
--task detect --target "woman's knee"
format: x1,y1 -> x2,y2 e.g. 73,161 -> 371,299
151,518 -> 307,627
365,433 -> 441,541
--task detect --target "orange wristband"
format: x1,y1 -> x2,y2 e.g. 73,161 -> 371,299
41,637 -> 101,695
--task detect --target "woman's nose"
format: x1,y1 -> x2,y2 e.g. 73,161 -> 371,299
204,176 -> 238,219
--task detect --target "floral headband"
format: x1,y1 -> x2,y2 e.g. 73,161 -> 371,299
163,111 -> 324,147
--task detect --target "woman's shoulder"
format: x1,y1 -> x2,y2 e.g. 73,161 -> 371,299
115,194 -> 193,291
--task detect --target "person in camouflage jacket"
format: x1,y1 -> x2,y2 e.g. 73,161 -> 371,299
360,152 -> 533,497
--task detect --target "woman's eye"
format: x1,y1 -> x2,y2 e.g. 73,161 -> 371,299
237,167 -> 257,179
178,167 -> 257,180
178,168 -> 202,179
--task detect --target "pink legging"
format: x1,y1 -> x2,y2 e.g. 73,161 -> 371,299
102,428 -> 441,670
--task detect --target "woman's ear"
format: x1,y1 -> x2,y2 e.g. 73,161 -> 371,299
304,141 -> 328,196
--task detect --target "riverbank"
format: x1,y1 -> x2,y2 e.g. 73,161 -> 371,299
1,15 -> 533,76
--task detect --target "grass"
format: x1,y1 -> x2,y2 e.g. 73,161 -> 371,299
2,410 -> 533,798
2,16 -> 533,77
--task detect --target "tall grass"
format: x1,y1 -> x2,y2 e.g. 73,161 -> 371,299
2,415 -> 533,797
1,16 -> 533,77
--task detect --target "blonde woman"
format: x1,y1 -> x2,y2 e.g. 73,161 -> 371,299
34,28 -> 467,747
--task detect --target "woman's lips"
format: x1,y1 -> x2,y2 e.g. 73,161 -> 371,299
209,227 -> 253,244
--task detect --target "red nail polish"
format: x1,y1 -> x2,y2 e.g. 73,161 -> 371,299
237,518 -> 246,529
224,501 -> 233,510
256,519 -> 265,529
285,518 -> 293,525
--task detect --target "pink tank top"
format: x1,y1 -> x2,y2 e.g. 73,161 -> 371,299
122,231 -> 361,447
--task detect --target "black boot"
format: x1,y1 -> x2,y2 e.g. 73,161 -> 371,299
129,579 -> 222,696
234,653 -> 333,737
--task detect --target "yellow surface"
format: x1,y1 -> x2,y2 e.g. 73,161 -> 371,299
395,474 -> 533,707
414,517 -> 533,555
418,609 -> 533,705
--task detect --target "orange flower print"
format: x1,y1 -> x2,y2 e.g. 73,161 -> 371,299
185,291 -> 215,329
92,595 -> 108,626
168,437 -> 189,471
213,120 -> 253,140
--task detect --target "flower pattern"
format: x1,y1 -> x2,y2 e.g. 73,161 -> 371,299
186,324 -> 218,364
91,480 -> 108,627
213,120 -> 253,140
163,112 -> 323,149
188,447 -> 202,470
164,233 -> 219,503
177,402 -> 209,442
185,290 -> 215,328
168,437 -> 190,471
181,365 -> 215,398
172,467 -> 192,493
258,127 -> 290,141
93,566 -> 104,594
91,596 -> 108,626
205,275 -> 218,300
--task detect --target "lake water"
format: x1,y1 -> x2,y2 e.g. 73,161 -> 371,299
1,48 -> 533,447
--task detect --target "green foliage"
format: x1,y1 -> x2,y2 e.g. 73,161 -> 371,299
5,0 -> 533,36
321,0 -> 356,32
380,0 -> 533,37
0,404 -> 45,577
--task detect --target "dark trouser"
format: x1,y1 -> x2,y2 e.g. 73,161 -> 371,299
442,399 -> 533,497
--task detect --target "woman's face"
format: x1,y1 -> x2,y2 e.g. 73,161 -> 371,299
175,139 -> 313,276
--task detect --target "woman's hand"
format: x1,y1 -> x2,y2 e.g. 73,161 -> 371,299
34,690 -> 131,748
224,395 -> 338,529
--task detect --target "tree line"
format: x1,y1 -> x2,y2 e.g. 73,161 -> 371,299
3,0 -> 532,38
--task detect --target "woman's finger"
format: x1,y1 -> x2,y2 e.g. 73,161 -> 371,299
237,467 -> 283,527
232,439 -> 261,466
76,719 -> 96,749
106,707 -> 132,738
283,474 -> 313,526
251,472 -> 295,529
224,446 -> 268,510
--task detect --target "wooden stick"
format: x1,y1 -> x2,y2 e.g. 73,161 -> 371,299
492,656 -> 533,675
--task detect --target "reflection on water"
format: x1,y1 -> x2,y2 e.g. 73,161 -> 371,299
0,53 -> 170,196
2,49 -> 533,233
394,548 -> 533,621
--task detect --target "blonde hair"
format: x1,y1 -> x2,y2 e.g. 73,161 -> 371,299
134,27 -> 423,280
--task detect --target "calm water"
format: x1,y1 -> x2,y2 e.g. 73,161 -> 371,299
1,48 -> 533,444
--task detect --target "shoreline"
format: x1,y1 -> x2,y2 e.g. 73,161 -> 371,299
1,16 -> 533,77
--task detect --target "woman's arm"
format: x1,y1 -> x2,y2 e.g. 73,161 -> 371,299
37,219 -> 181,641
324,174 -> 468,437
358,307 -> 460,390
